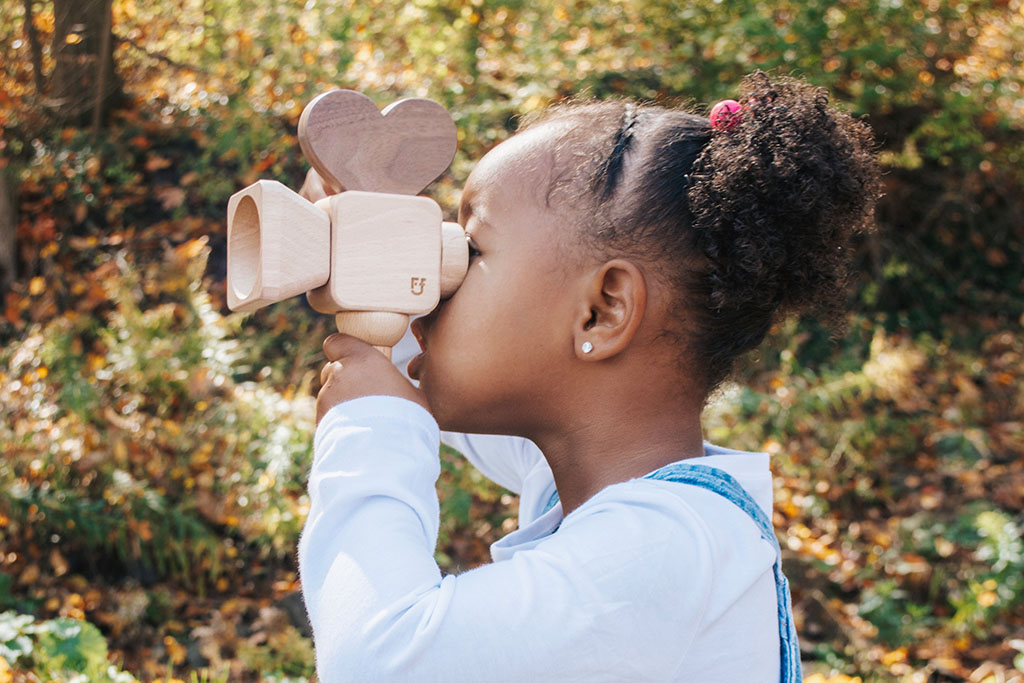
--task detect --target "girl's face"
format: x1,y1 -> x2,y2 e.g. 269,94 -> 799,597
409,124 -> 586,435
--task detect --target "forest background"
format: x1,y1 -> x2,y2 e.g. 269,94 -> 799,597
0,0 -> 1022,681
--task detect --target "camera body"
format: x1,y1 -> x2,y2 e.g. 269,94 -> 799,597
225,90 -> 467,355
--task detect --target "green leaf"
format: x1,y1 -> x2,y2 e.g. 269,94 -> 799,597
35,618 -> 109,674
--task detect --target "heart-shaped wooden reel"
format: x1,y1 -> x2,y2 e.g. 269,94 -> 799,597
226,90 -> 468,357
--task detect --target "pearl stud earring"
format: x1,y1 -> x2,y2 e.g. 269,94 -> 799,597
581,341 -> 594,354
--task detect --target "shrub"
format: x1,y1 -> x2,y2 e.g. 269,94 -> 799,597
0,240 -> 314,588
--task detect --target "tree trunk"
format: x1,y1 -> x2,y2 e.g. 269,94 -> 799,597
0,166 -> 17,295
23,0 -> 46,94
50,0 -> 120,124
90,0 -> 114,139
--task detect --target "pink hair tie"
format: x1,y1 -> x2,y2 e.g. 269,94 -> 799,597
709,99 -> 743,132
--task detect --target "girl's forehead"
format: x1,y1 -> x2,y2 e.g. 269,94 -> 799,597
463,125 -> 563,207
457,128 -> 576,243
482,128 -> 556,177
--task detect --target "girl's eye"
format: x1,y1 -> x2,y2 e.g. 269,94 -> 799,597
466,235 -> 481,259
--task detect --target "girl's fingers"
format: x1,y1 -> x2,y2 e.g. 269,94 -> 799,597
320,360 -> 340,385
316,333 -> 432,423
323,333 -> 373,362
299,168 -> 333,203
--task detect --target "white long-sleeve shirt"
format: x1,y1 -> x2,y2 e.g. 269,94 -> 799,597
299,393 -> 781,682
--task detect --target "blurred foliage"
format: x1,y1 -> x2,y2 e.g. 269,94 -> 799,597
2,0 -> 1022,328
1,242 -> 313,588
705,319 -> 1024,679
0,610 -> 137,682
0,0 -> 1022,680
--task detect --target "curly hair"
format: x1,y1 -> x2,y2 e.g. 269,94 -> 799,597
529,71 -> 880,395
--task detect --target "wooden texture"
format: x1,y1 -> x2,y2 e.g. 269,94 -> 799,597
440,221 -> 468,299
226,180 -> 331,312
229,90 -> 465,356
334,311 -> 410,359
298,90 -> 457,196
306,191 -> 443,315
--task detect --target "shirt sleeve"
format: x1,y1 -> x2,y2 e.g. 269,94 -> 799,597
299,396 -> 721,683
391,325 -> 543,493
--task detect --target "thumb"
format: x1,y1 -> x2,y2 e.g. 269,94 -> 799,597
323,333 -> 374,361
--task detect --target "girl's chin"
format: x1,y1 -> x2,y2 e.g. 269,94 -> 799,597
407,353 -> 425,382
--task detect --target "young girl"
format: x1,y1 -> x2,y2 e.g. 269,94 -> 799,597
301,72 -> 879,682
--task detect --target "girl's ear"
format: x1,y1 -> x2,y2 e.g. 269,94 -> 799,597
573,259 -> 647,360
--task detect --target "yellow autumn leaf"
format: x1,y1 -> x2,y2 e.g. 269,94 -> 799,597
174,237 -> 207,261
977,591 -> 998,607
163,635 -> 187,666
881,647 -> 907,666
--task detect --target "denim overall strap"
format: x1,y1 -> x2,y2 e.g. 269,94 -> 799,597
542,462 -> 802,683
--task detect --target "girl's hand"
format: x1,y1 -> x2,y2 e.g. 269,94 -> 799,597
317,333 -> 431,424
299,168 -> 334,203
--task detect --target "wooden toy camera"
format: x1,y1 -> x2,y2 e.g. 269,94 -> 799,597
225,90 -> 468,357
